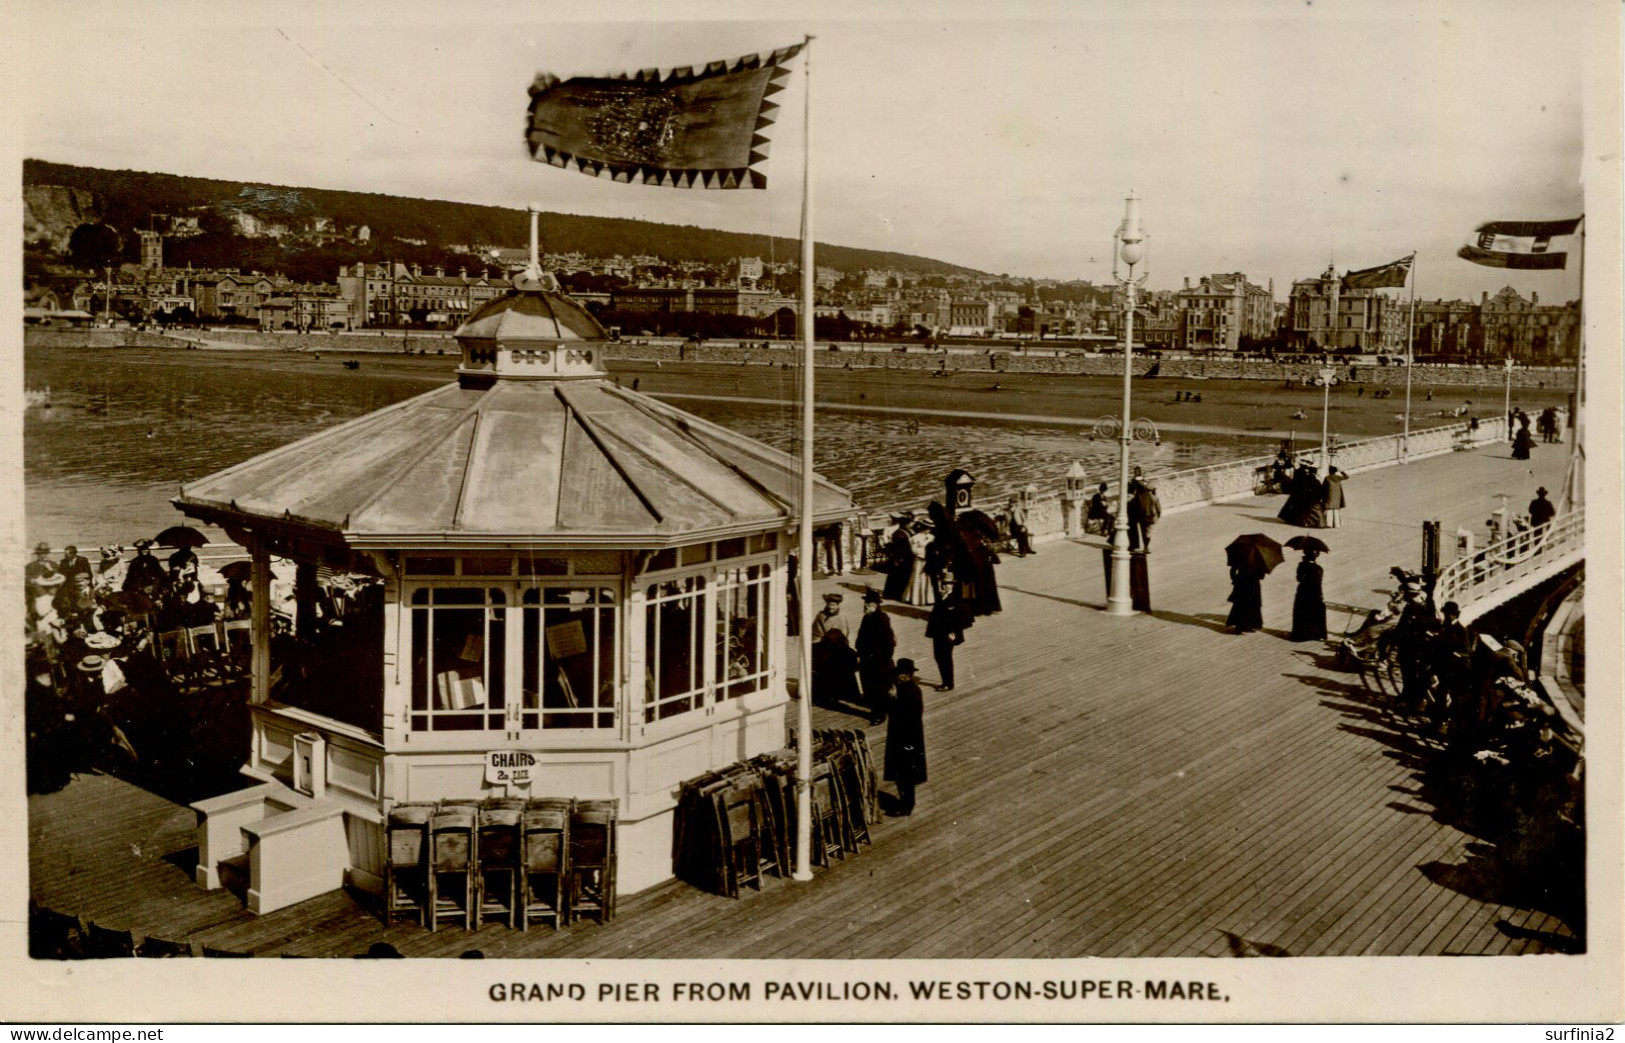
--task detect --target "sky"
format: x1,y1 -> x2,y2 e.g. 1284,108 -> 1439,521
16,0 -> 1599,302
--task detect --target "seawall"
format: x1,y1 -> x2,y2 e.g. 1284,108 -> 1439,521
24,326 -> 1577,391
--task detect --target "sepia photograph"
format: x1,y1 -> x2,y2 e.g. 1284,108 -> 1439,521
3,0 -> 1621,1025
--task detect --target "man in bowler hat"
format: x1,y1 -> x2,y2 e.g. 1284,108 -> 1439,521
854,588 -> 896,724
885,659 -> 927,815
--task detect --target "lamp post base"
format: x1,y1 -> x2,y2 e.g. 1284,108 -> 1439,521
1106,545 -> 1135,615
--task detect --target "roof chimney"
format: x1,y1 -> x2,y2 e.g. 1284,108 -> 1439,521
1183,277 -> 1191,290
1531,291 -> 1538,305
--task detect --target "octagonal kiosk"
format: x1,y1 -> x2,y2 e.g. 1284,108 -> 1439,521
178,270 -> 853,914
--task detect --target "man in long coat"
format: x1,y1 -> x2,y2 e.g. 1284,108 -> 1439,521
884,659 -> 927,815
854,588 -> 896,724
1127,479 -> 1162,551
924,580 -> 968,690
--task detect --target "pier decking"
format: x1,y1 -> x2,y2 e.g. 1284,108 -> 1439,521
28,441 -> 1581,957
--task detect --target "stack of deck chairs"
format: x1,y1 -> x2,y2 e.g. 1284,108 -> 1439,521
673,729 -> 879,898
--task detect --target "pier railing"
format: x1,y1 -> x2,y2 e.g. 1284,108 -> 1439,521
1433,508 -> 1585,622
840,413 -> 1522,570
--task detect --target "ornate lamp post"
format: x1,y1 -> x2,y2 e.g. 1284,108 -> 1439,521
1106,193 -> 1147,616
1315,366 -> 1338,471
1503,356 -> 1515,440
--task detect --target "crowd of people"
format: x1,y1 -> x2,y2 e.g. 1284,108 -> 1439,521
1339,571 -> 1582,862
807,496 -> 1017,815
24,538 -> 249,702
23,535 -> 373,787
1272,448 -> 1350,529
1508,406 -> 1564,461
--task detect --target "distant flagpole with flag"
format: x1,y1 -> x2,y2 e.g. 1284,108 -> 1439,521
1341,253 -> 1417,457
525,39 -> 822,881
1458,216 -> 1585,508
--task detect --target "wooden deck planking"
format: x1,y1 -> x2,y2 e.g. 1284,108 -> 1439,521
959,704 -> 1361,958
1042,721 -> 1383,958
27,443 -> 1578,957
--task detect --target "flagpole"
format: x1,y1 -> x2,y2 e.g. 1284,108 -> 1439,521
1402,253 -> 1415,462
793,33 -> 816,884
1565,220 -> 1584,511
1328,260 -> 1338,358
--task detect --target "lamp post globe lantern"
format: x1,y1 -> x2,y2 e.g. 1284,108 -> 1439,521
1316,366 -> 1338,471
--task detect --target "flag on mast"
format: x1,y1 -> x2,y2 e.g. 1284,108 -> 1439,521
526,44 -> 803,189
1457,217 -> 1583,270
1341,254 -> 1414,291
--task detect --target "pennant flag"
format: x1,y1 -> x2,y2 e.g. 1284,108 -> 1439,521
1457,217 -> 1582,270
1341,254 -> 1414,291
525,43 -> 803,190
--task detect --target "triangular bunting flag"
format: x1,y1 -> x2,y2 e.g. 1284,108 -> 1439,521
525,42 -> 803,190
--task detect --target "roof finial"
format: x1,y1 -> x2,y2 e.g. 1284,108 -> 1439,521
527,204 -> 544,281
519,204 -> 557,291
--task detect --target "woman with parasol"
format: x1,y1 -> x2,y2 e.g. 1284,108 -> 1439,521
220,560 -> 254,620
1286,536 -> 1329,641
1225,534 -> 1283,634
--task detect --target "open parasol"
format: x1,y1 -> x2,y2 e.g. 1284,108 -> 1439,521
153,525 -> 209,549
1225,533 -> 1284,575
1284,535 -> 1331,554
219,560 -> 254,583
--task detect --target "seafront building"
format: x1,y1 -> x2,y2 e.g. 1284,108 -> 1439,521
1175,273 -> 1276,352
1286,265 -> 1406,354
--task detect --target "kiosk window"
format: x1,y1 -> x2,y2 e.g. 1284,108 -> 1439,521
521,587 -> 617,730
409,587 -> 506,732
714,564 -> 770,699
644,576 -> 706,722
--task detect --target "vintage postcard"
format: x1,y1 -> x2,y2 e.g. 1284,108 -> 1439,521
3,0 -> 1621,1025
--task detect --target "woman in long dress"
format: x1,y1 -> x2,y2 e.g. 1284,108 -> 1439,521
1290,549 -> 1327,641
1226,566 -> 1264,633
1511,425 -> 1534,460
881,524 -> 912,602
907,525 -> 935,606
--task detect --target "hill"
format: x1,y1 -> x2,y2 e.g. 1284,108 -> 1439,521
22,159 -> 984,277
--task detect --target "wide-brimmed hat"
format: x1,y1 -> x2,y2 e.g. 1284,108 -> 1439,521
76,655 -> 106,674
33,571 -> 65,589
132,538 -> 155,550
863,588 -> 883,605
896,658 -> 916,675
1536,487 -> 1548,496
822,592 -> 843,603
33,542 -> 50,556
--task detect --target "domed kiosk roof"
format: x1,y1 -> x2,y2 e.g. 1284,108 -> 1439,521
175,278 -> 853,549
453,271 -> 606,347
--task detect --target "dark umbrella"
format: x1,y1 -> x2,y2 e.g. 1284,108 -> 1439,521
1225,534 -> 1284,575
153,525 -> 209,549
219,560 -> 254,583
956,509 -> 1001,542
1284,535 -> 1331,554
101,591 -> 156,614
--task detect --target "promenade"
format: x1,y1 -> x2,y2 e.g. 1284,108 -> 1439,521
27,439 -> 1579,957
